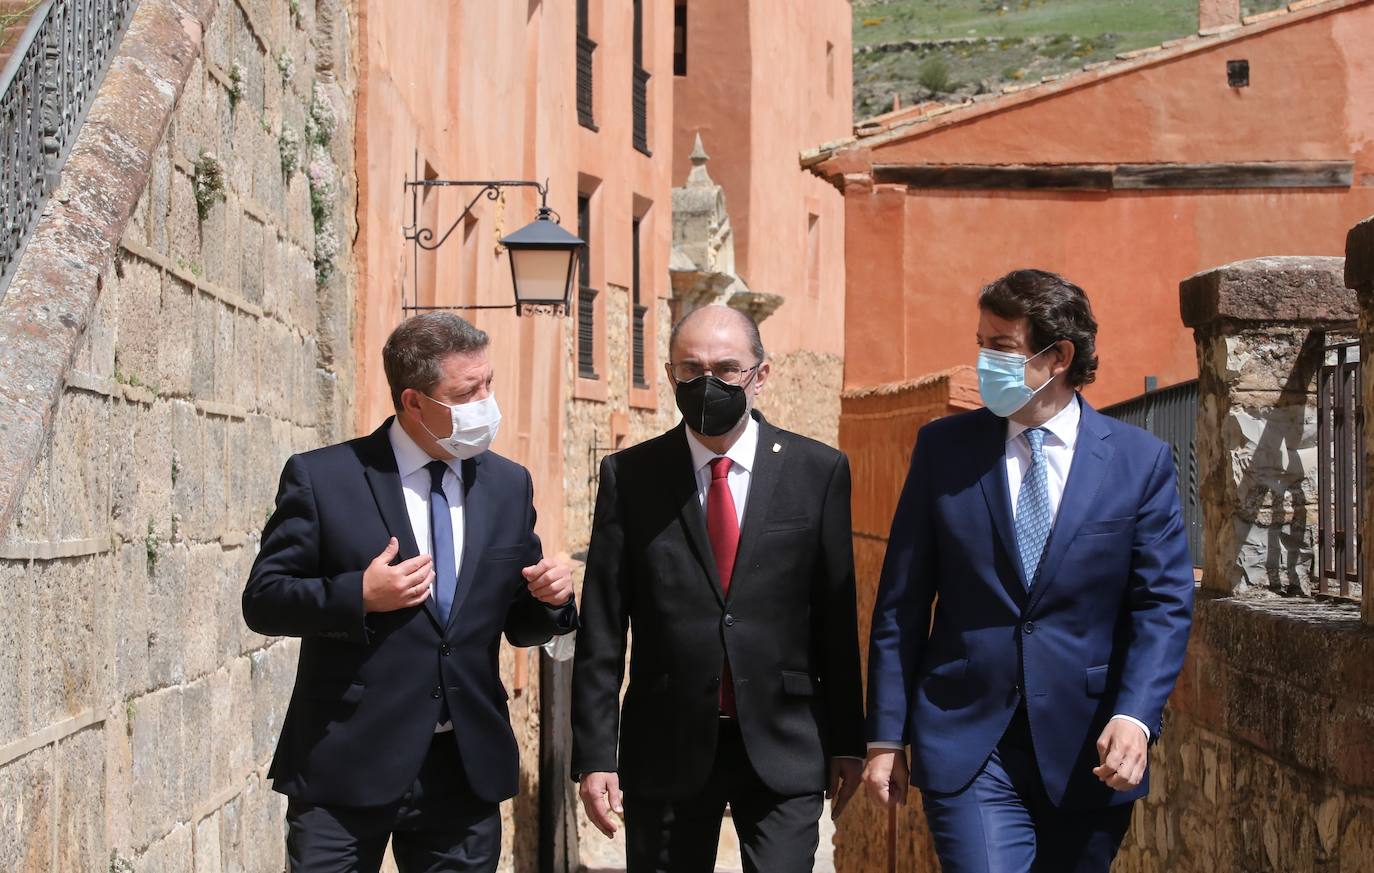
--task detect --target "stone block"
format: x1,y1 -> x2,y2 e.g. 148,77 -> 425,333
195,810 -> 223,873
114,255 -> 164,388
182,675 -> 214,809
170,399 -> 206,540
185,545 -> 223,679
246,413 -> 278,522
30,555 -> 100,726
1345,215 -> 1374,293
201,190 -> 230,287
241,215 -> 266,307
205,0 -> 233,72
1181,257 -> 1354,330
192,290 -> 218,402
232,308 -> 260,411
174,62 -> 208,163
112,543 -> 152,698
54,726 -> 105,872
256,319 -> 293,419
219,791 -> 247,873
223,199 -> 245,295
169,167 -> 201,272
0,749 -> 53,873
250,639 -> 298,766
109,396 -> 174,543
137,821 -> 193,873
240,773 -> 288,873
74,265 -> 118,380
4,446 -> 50,546
158,274 -> 197,397
147,544 -> 189,689
47,389 -> 112,541
0,561 -> 31,740
130,687 -> 186,846
203,414 -> 230,536
149,138 -> 173,255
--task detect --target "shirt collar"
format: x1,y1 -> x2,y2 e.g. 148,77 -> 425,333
389,417 -> 457,480
1006,394 -> 1081,450
685,414 -> 761,475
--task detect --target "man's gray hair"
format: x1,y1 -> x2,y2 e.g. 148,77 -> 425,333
669,305 -> 766,364
383,312 -> 490,411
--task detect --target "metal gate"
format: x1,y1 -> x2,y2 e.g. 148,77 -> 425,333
1316,339 -> 1363,600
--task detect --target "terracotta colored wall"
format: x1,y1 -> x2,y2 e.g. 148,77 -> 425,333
673,0 -> 852,358
840,2 -> 1374,406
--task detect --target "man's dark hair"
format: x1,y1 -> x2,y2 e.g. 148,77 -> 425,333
382,312 -> 490,411
978,269 -> 1099,388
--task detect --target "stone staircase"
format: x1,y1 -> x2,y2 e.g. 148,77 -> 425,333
0,0 -> 41,74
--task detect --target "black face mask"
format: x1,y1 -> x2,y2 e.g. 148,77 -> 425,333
675,374 -> 750,437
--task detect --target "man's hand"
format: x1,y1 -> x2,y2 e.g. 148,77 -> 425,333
362,537 -> 434,613
523,555 -> 574,606
828,758 -> 863,820
578,771 -> 623,838
1092,719 -> 1148,791
862,748 -> 909,808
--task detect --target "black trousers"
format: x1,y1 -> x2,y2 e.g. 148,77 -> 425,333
623,718 -> 824,873
921,707 -> 1134,873
285,732 -> 501,873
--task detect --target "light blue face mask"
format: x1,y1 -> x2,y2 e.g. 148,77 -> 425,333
976,346 -> 1056,418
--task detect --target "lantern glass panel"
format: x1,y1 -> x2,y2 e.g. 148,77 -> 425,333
511,248 -> 576,306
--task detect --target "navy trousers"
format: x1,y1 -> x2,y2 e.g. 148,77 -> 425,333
921,708 -> 1134,873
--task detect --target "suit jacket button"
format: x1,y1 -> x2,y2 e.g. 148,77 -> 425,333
440,644 -> 451,656
724,614 -> 735,627
1023,621 -> 1035,635
431,686 -> 442,699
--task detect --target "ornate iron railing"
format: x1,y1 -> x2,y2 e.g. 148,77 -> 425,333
0,0 -> 139,298
1100,379 -> 1203,568
1316,339 -> 1363,600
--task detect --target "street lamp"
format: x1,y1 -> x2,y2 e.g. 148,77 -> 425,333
402,159 -> 583,317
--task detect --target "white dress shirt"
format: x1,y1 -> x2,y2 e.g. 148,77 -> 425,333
869,396 -> 1150,751
684,415 -> 759,524
388,421 -> 464,732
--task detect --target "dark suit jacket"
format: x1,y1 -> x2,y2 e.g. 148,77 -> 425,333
243,418 -> 576,807
571,412 -> 864,800
866,400 -> 1195,809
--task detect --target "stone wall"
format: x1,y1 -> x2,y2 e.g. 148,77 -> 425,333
0,0 -> 355,870
756,350 -> 844,448
1180,257 -> 1356,597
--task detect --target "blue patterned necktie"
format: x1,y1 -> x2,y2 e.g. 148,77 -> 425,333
1015,428 -> 1052,589
427,460 -> 458,624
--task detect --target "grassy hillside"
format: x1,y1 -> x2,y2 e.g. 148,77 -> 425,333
852,0 -> 1289,119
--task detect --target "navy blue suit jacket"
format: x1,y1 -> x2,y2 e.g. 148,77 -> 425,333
866,400 -> 1194,808
243,419 -> 576,807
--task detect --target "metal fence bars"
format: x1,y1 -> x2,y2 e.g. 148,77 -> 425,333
0,0 -> 139,298
1099,379 -> 1203,568
1316,339 -> 1363,600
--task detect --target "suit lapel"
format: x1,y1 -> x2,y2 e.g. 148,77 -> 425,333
726,414 -> 781,605
1027,401 -> 1114,613
667,423 -> 726,608
360,419 -> 443,631
447,456 -> 489,632
976,411 -> 1030,599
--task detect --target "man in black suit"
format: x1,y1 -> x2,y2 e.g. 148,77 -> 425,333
243,313 -> 578,873
571,305 -> 864,873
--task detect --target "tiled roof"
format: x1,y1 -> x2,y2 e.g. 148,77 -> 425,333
803,0 -> 1366,170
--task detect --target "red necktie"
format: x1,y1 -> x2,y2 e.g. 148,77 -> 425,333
707,457 -> 740,716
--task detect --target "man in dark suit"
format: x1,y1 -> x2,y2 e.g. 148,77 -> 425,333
243,313 -> 577,873
861,270 -> 1195,872
571,305 -> 864,873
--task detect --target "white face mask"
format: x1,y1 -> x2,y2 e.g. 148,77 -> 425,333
419,393 -> 502,459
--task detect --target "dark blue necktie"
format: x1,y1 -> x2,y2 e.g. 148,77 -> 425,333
427,461 -> 458,624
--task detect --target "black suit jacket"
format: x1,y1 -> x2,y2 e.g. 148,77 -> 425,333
243,419 -> 576,807
571,412 -> 864,799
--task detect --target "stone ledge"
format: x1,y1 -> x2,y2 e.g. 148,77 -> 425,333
0,0 -> 219,537
1347,215 -> 1374,292
0,709 -> 102,768
1180,256 -> 1354,328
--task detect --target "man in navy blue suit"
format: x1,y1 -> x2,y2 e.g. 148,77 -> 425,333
861,270 -> 1194,872
244,313 -> 578,872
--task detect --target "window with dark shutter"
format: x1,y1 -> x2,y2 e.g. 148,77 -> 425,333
577,0 -> 596,130
673,2 -> 687,77
632,217 -> 648,388
632,0 -> 650,154
577,194 -> 598,380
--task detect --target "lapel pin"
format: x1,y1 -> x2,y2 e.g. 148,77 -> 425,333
772,442 -> 782,453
